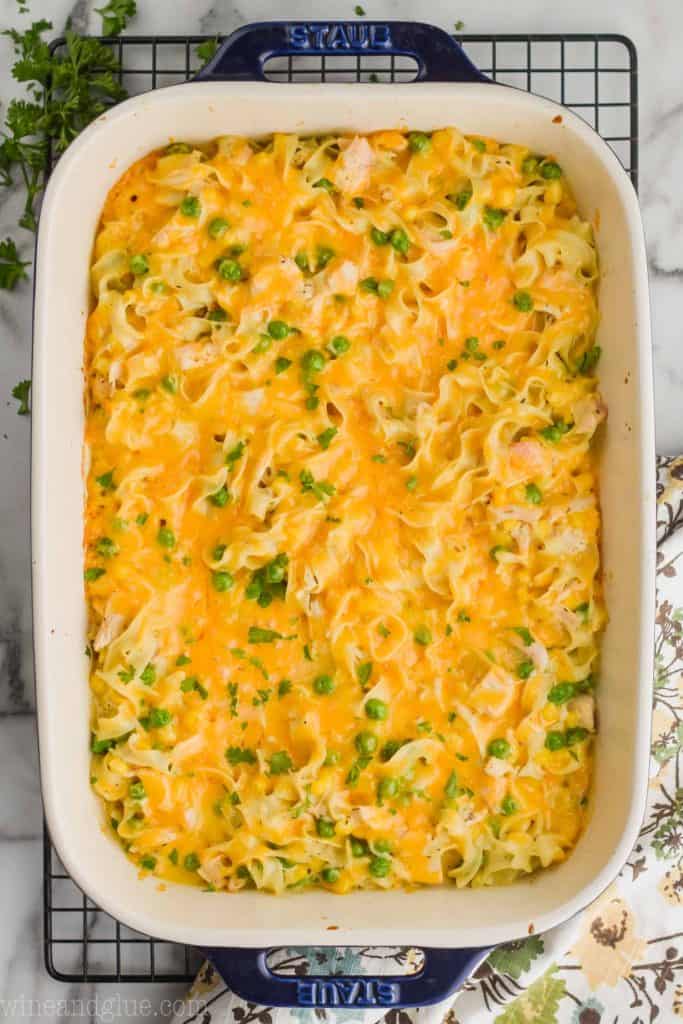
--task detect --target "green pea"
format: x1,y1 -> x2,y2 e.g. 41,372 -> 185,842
129,781 -> 146,800
374,838 -> 392,853
212,543 -> 226,561
465,336 -> 479,352
545,731 -> 566,752
525,483 -> 542,504
566,726 -> 589,746
157,526 -> 175,549
140,855 -> 157,870
517,659 -> 534,680
408,132 -> 430,153
301,349 -> 326,373
161,375 -> 177,394
218,259 -> 242,281
483,206 -> 507,230
313,674 -> 335,695
207,307 -> 228,322
313,177 -> 335,192
389,228 -> 410,255
329,335 -> 351,356
265,559 -> 286,583
183,852 -> 200,871
212,571 -> 234,593
208,217 -> 229,238
513,290 -> 534,312
355,731 -> 378,756
501,795 -> 517,816
180,195 -> 201,218
350,837 -> 368,857
487,737 -> 511,759
165,142 -> 193,155
540,161 -> 562,179
268,320 -> 291,339
129,254 -> 148,275
365,698 -> 388,720
548,682 -> 576,704
377,279 -> 394,299
414,625 -> 432,646
369,856 -> 391,878
378,777 -> 398,800
322,867 -> 340,883
316,818 -> 336,838
275,356 -> 292,374
522,156 -> 539,176
371,226 -> 390,246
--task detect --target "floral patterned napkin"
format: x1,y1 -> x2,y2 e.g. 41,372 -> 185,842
176,455 -> 683,1024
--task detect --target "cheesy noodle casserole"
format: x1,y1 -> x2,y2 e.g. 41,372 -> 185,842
85,127 -> 604,893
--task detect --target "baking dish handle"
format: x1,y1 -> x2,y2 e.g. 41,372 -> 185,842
193,21 -> 489,84
203,945 -> 490,1008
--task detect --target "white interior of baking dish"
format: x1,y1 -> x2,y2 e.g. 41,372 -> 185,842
32,81 -> 655,949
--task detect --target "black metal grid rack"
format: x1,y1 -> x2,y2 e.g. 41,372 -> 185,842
43,31 -> 638,985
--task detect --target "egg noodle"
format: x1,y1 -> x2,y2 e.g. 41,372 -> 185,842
85,127 -> 604,893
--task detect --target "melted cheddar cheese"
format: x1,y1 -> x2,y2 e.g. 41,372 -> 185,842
86,128 -> 604,893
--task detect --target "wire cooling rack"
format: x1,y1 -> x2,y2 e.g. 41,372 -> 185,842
43,30 -> 638,984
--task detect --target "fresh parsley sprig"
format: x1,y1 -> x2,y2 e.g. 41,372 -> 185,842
95,0 -> 137,38
0,238 -> 30,290
1,21 -> 127,231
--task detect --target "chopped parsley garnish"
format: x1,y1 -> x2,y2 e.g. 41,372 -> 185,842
157,526 -> 175,549
226,746 -> 256,765
356,661 -> 373,686
180,676 -> 208,699
248,626 -> 285,644
300,469 -> 336,503
208,485 -> 230,507
578,346 -> 601,375
317,426 -> 338,449
96,471 -> 116,491
447,186 -> 472,210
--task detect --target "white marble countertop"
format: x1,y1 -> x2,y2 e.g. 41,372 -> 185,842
0,0 -> 680,1019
